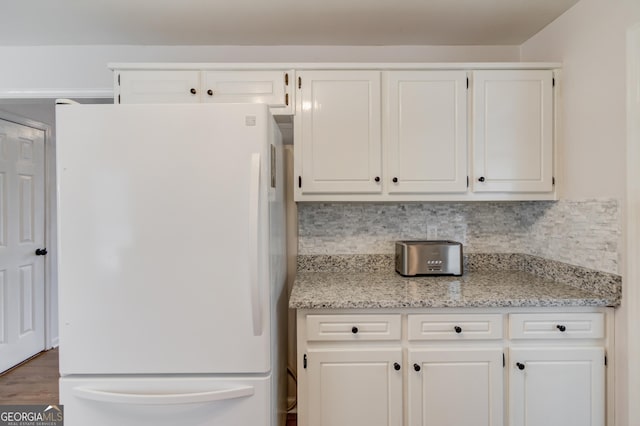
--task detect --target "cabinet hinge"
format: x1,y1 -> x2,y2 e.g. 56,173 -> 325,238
285,73 -> 289,86
285,93 -> 289,106
303,354 -> 307,369
117,94 -> 121,104
605,354 -> 608,366
298,76 -> 302,89
503,353 -> 505,367
117,74 -> 120,86
466,77 -> 469,89
552,77 -> 556,87
552,177 -> 556,185
298,176 -> 302,188
467,176 -> 469,188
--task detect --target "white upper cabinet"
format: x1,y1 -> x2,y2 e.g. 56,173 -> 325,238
115,68 -> 294,114
118,70 -> 202,104
472,70 -> 554,193
295,70 -> 382,195
201,70 -> 290,110
386,71 -> 468,194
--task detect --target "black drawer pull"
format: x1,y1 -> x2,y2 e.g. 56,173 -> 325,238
414,363 -> 421,372
454,326 -> 462,334
516,362 -> 525,370
351,326 -> 358,334
393,362 -> 401,371
557,324 -> 567,332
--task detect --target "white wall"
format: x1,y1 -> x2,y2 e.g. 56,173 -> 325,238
521,1 -> 640,425
520,0 -> 640,201
0,45 -> 519,97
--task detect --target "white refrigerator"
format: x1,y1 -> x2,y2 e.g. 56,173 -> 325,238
55,103 -> 287,426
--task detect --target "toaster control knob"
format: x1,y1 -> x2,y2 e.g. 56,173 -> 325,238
454,326 -> 462,334
352,326 -> 359,334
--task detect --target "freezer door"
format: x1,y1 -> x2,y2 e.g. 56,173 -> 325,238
60,375 -> 271,426
56,104 -> 274,375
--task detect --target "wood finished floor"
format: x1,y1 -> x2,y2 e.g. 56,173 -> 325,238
0,348 -> 59,404
0,348 -> 298,424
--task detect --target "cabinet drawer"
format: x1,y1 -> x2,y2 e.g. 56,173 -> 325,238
509,313 -> 604,339
306,314 -> 401,341
408,314 -> 503,340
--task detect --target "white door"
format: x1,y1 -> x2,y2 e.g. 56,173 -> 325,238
305,348 -> 403,426
61,375 -> 271,426
472,70 -> 554,193
408,348 -> 504,426
0,118 -> 46,372
117,70 -> 202,104
509,347 -> 605,426
56,104 -> 274,375
295,70 -> 382,195
386,71 -> 468,193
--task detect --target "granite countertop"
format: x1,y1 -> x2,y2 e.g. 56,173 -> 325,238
289,270 -> 618,309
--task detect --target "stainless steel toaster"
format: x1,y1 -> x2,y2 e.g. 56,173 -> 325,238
395,240 -> 463,276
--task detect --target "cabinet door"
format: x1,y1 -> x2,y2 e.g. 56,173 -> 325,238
509,347 -> 604,426
118,70 -> 201,103
306,348 -> 402,426
386,71 -> 468,193
202,70 -> 292,114
408,348 -> 504,426
296,70 -> 382,194
472,70 -> 553,193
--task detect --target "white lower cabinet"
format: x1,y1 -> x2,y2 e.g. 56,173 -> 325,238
509,348 -> 605,426
306,348 -> 403,426
408,348 -> 504,426
297,309 -> 611,426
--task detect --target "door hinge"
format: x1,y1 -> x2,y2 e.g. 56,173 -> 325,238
466,77 -> 469,89
285,73 -> 289,86
298,76 -> 302,89
285,93 -> 289,106
303,354 -> 307,369
503,353 -> 505,367
298,176 -> 302,188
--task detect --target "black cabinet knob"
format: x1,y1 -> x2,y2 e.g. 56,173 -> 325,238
190,88 -> 197,94
413,363 -> 421,372
478,176 -> 485,182
454,326 -> 462,334
374,176 -> 380,182
516,362 -> 525,370
392,177 -> 398,183
393,362 -> 401,371
207,89 -> 213,96
351,326 -> 359,334
557,325 -> 567,332
35,248 -> 47,256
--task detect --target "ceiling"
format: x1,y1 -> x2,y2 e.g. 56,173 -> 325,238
0,0 -> 580,46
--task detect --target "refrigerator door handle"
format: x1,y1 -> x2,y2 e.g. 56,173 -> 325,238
249,152 -> 263,336
72,385 -> 255,405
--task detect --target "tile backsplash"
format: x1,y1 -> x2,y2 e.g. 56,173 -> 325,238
298,199 -> 621,274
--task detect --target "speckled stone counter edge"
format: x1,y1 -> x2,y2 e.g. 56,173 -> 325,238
297,253 -> 622,303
